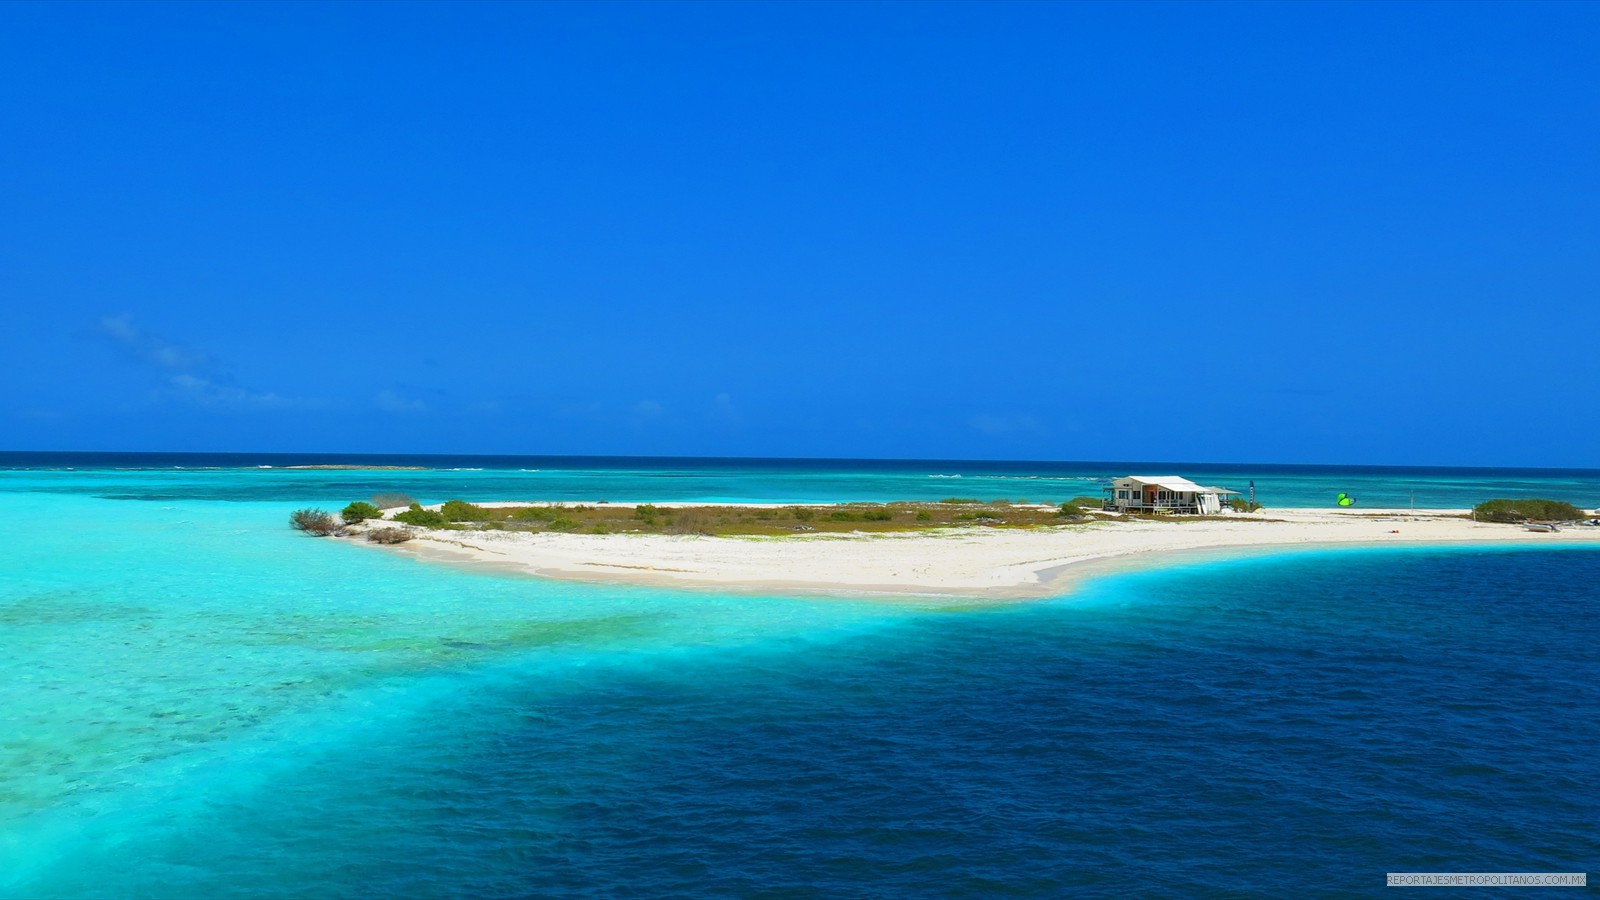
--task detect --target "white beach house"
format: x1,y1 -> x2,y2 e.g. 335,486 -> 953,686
1105,475 -> 1239,515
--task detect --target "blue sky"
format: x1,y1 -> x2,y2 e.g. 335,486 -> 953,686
2,1 -> 1596,466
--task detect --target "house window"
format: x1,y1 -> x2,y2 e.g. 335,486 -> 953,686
1117,490 -> 1129,500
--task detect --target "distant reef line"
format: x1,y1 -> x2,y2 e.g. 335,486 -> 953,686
282,465 -> 430,470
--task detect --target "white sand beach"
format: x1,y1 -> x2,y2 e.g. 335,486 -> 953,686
346,506 -> 1600,600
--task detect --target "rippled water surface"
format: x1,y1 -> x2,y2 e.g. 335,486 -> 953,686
6,451 -> 1600,509
2,461 -> 1596,897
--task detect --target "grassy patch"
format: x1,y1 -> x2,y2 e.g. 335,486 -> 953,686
356,500 -> 1110,537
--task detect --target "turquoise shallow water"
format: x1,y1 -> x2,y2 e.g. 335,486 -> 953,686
6,451 -> 1600,509
2,458 -> 1597,897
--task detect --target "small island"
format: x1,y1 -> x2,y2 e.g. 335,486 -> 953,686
290,495 -> 1600,600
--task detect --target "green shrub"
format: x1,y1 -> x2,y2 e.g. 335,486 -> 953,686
393,504 -> 447,527
634,503 -> 659,523
341,501 -> 382,523
862,509 -> 893,521
1058,502 -> 1084,517
1068,496 -> 1102,509
1228,498 -> 1263,512
791,507 -> 815,521
941,497 -> 980,504
915,510 -> 933,521
1472,498 -> 1585,523
828,510 -> 860,521
440,499 -> 490,522
289,508 -> 341,536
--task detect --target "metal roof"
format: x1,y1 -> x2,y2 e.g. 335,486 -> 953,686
1122,475 -> 1207,492
1120,475 -> 1237,494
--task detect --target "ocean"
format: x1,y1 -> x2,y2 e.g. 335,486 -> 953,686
1,456 -> 1596,897
6,451 -> 1600,509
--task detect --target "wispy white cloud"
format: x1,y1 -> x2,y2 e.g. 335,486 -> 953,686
163,374 -> 299,409
98,315 -> 211,372
377,390 -> 427,413
96,314 -> 316,411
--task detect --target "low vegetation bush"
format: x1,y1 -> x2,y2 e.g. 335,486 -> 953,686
341,501 -> 383,523
915,510 -> 933,521
1058,502 -> 1084,517
656,509 -> 716,535
822,507 -> 892,522
1472,498 -> 1585,523
1227,498 -> 1263,512
941,497 -> 981,504
504,505 -> 581,531
1067,496 -> 1103,509
393,504 -> 448,527
365,527 -> 413,544
634,503 -> 659,524
289,508 -> 341,536
790,507 -> 815,521
440,499 -> 491,522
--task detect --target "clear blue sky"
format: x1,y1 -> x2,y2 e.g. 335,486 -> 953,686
3,1 -> 1596,466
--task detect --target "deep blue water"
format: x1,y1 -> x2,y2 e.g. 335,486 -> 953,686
1,459 -> 1596,897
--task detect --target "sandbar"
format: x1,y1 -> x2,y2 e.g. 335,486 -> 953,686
343,505 -> 1600,600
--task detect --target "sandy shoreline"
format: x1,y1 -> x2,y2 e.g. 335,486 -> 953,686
343,505 -> 1600,600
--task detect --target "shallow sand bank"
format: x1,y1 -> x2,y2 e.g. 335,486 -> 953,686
346,506 -> 1600,600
